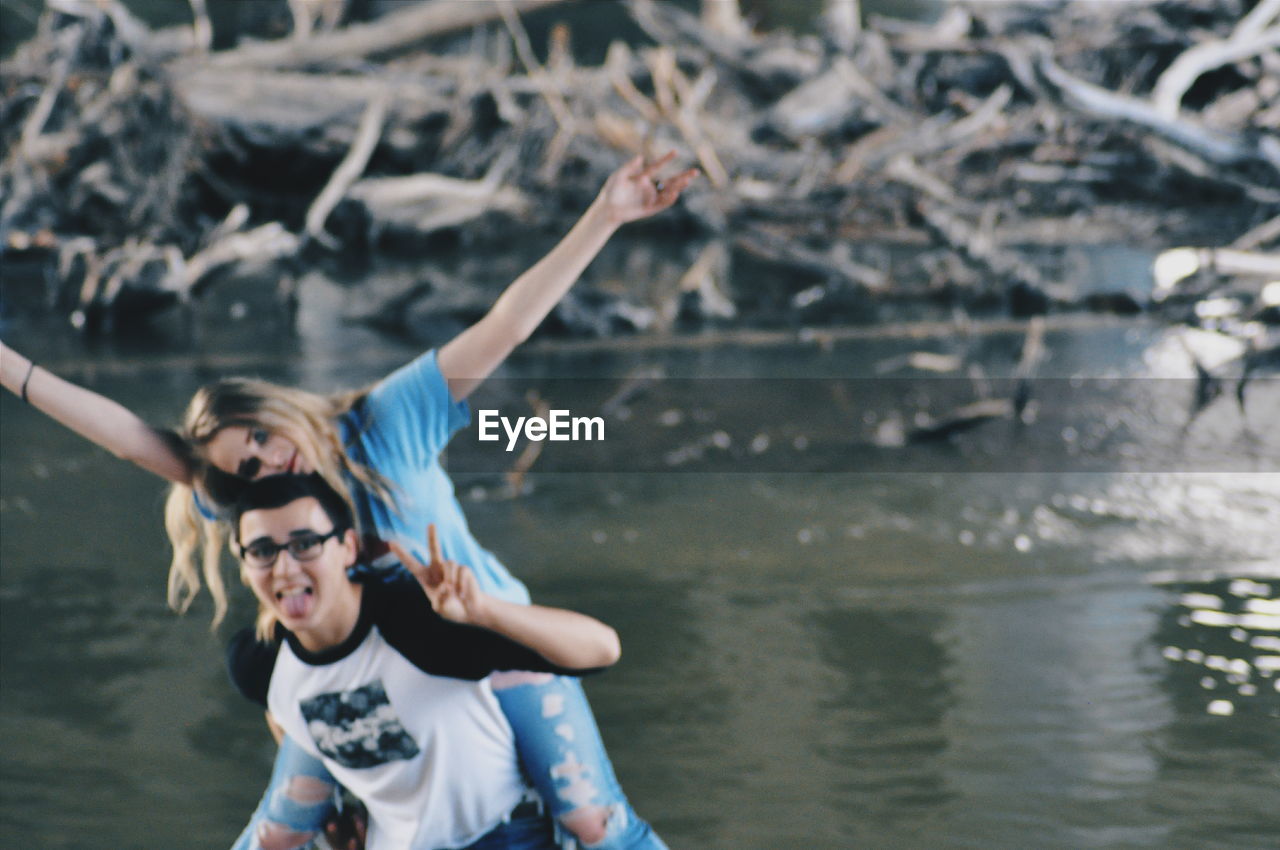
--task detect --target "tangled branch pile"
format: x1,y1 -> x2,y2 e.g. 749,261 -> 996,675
2,0 -> 1277,334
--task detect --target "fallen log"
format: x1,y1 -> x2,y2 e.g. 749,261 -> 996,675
835,84 -> 1012,181
171,67 -> 452,149
914,198 -> 1050,308
343,154 -> 530,239
204,0 -> 575,70
736,224 -> 888,291
1152,247 -> 1280,300
5,0 -> 1279,337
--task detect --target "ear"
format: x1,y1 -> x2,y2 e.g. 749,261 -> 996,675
340,527 -> 359,567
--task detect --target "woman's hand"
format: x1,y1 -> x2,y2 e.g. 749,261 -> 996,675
596,152 -> 700,227
438,153 -> 699,402
389,525 -> 491,626
393,526 -> 620,669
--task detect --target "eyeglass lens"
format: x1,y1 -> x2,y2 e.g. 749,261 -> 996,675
243,531 -> 331,567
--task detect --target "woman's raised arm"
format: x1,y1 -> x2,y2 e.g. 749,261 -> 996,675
1,341 -> 193,484
437,153 -> 698,401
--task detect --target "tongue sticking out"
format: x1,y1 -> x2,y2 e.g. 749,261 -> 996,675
279,589 -> 313,620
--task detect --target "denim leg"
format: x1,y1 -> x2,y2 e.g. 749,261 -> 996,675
229,733 -> 338,850
462,809 -> 559,850
492,676 -> 667,850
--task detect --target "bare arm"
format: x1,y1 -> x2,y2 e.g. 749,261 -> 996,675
390,527 -> 621,671
468,595 -> 621,671
1,341 -> 193,484
437,153 -> 698,401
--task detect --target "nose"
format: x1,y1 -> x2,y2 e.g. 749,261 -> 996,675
246,444 -> 285,478
268,445 -> 292,473
272,549 -> 306,578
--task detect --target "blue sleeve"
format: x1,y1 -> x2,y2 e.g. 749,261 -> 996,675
355,351 -> 470,469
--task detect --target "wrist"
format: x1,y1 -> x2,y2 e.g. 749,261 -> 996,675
0,347 -> 29,389
468,593 -> 502,630
586,194 -> 624,232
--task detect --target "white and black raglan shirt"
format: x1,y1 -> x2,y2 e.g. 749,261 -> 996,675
227,566 -> 600,850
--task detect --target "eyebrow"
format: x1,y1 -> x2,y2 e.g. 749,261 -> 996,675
244,529 -> 325,545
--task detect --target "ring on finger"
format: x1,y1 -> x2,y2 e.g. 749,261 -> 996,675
654,179 -> 665,192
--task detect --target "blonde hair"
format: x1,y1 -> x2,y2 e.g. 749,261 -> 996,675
164,378 -> 393,636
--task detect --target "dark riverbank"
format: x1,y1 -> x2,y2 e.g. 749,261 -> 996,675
2,0 -> 1276,340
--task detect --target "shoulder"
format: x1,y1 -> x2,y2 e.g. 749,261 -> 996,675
357,351 -> 470,458
368,350 -> 449,409
355,562 -> 423,602
354,566 -> 507,679
226,628 -> 280,707
355,564 -> 436,628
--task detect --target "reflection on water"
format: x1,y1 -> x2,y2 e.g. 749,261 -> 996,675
1151,574 -> 1279,721
0,567 -> 163,736
2,319 -> 1279,848
814,609 -> 955,823
1147,573 -> 1280,849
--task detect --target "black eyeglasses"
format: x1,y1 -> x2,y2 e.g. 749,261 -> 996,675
238,528 -> 345,570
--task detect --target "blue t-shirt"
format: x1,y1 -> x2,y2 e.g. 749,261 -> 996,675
339,351 -> 529,604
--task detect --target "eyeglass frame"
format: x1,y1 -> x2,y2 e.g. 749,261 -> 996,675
236,527 -> 348,570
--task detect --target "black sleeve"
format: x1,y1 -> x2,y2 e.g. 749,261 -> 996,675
368,568 -> 605,681
226,628 -> 280,707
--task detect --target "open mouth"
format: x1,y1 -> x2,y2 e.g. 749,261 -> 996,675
276,586 -> 314,620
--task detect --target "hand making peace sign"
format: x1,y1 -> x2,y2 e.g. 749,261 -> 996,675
389,525 -> 490,626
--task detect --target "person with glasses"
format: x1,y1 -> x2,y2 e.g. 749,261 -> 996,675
1,154 -> 695,850
226,472 -> 621,850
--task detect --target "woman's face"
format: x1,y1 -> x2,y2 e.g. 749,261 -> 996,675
206,425 -> 311,480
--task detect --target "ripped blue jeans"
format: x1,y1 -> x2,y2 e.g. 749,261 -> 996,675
230,676 -> 665,850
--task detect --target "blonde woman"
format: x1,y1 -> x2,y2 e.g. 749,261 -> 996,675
2,154 -> 696,850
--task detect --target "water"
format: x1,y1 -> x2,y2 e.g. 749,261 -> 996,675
2,294 -> 1279,848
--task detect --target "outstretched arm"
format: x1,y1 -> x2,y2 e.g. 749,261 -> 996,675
390,526 -> 622,671
437,153 -> 698,401
1,341 -> 193,484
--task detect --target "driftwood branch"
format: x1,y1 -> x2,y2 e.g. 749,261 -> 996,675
345,153 -> 530,237
824,0 -> 861,53
187,0 -> 211,52
179,222 -> 301,297
1231,215 -> 1280,251
1152,15 -> 1280,119
305,94 -> 390,248
5,0 -> 1277,333
737,225 -> 888,290
1033,46 -> 1269,169
205,0 -> 574,70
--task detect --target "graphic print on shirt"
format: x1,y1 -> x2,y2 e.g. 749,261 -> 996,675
300,679 -> 420,768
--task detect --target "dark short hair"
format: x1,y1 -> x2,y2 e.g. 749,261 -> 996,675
203,464 -> 249,510
233,473 -> 353,543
